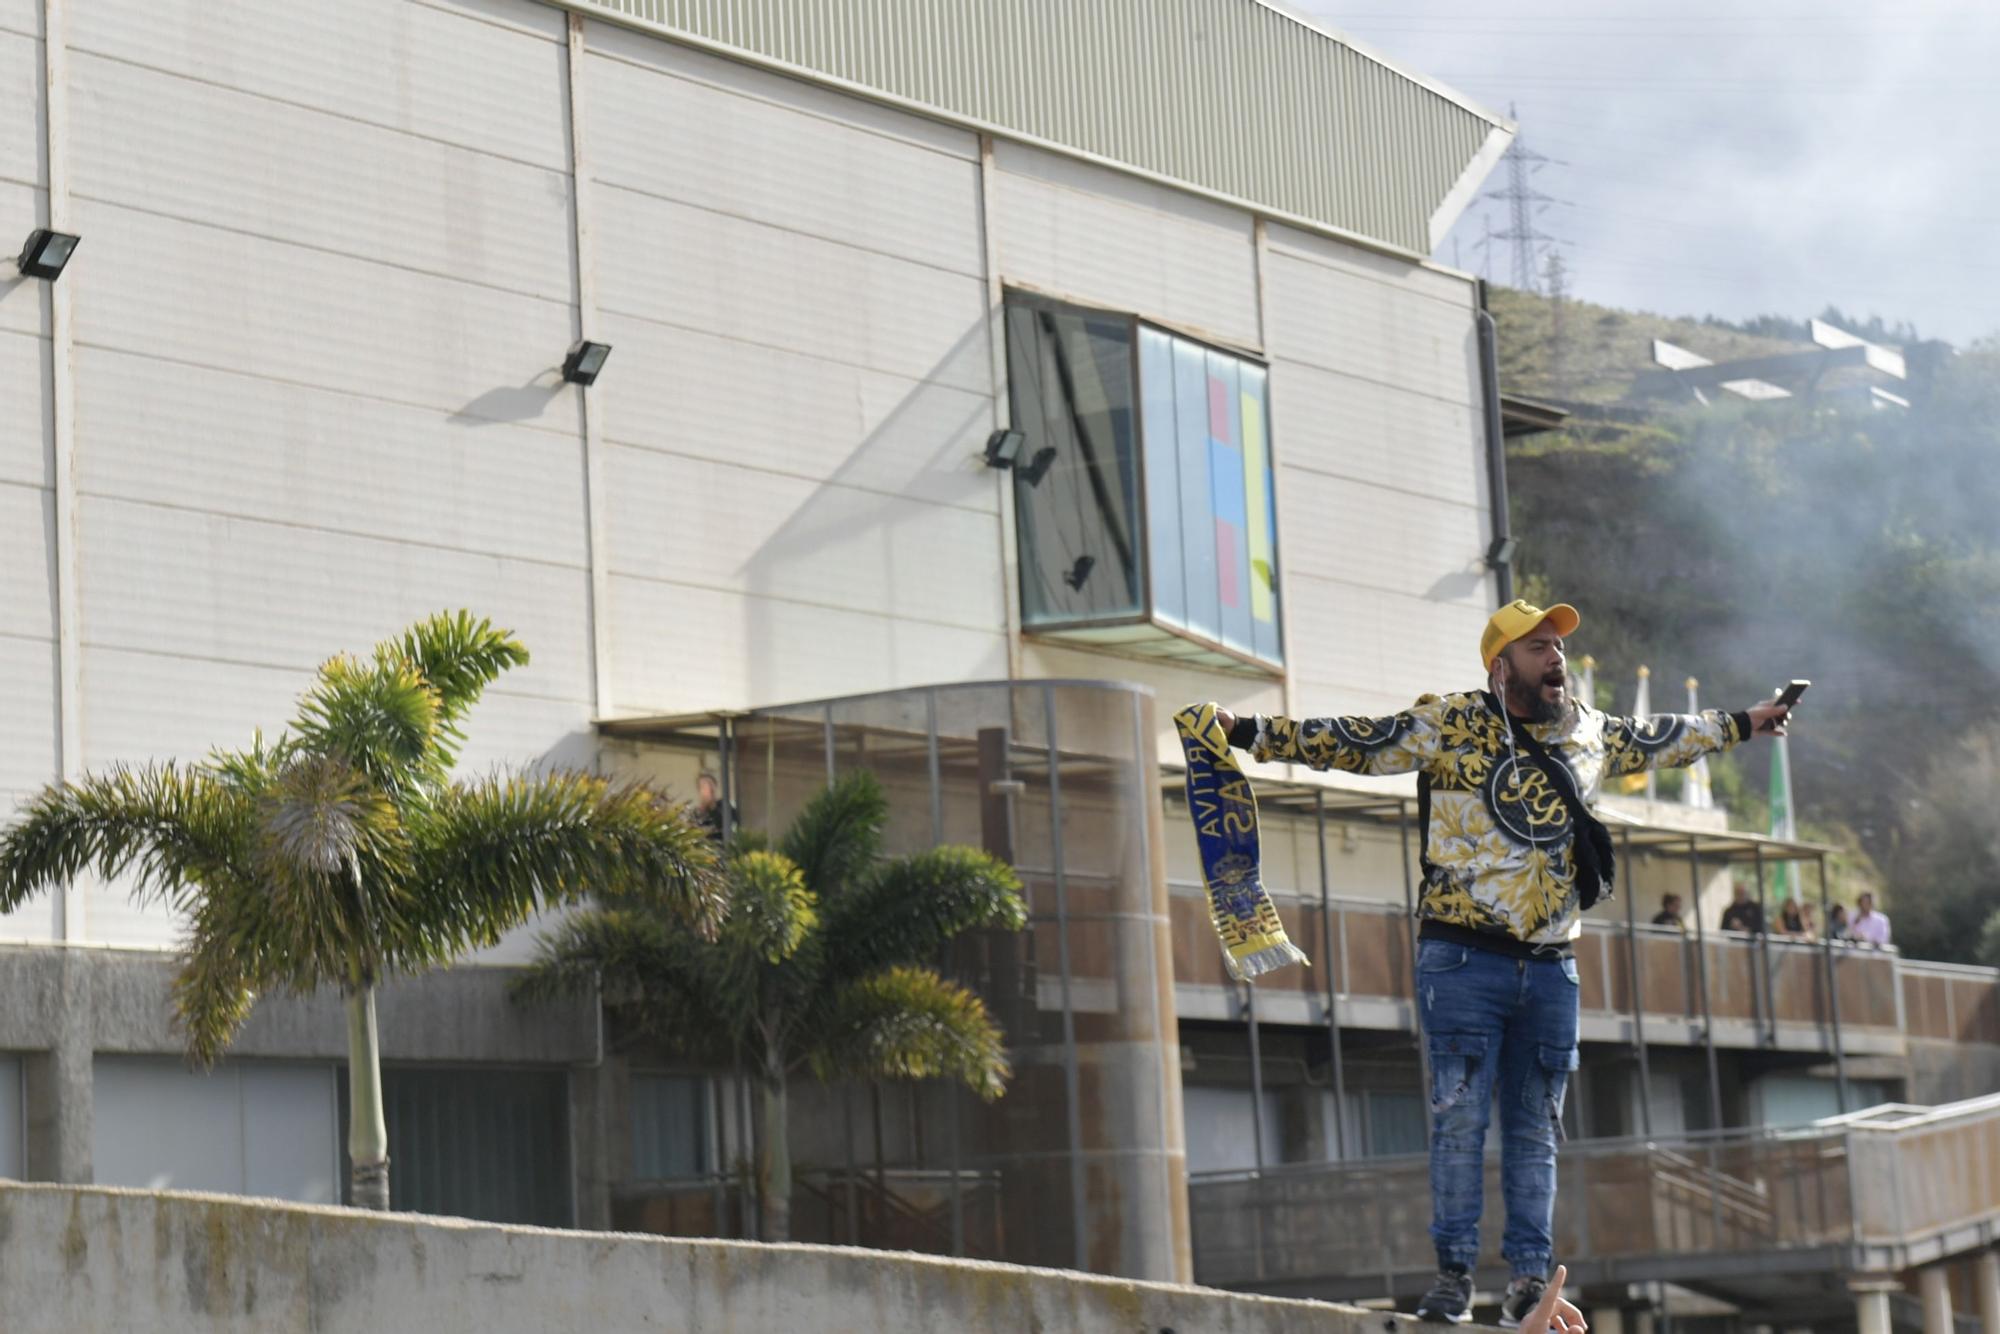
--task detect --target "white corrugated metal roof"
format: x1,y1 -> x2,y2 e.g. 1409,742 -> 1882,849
555,0 -> 1513,259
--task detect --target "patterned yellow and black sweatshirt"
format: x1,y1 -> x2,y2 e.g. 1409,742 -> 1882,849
1231,693 -> 1752,950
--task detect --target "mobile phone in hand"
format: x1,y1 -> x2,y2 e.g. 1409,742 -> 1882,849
1763,679 -> 1810,730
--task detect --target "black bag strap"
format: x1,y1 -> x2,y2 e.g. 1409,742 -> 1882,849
1503,714 -> 1616,908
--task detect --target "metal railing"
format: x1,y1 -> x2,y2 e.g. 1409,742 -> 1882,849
1189,1093 -> 2000,1296
1166,880 -> 1922,1038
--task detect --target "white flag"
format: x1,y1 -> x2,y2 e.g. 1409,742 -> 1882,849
1684,677 -> 1714,809
1635,666 -> 1656,801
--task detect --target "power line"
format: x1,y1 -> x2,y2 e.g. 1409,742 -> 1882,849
1479,105 -> 1568,293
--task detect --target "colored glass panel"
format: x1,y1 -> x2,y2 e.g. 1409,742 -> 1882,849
1174,340 -> 1220,642
1139,328 -> 1186,627
1208,355 -> 1253,653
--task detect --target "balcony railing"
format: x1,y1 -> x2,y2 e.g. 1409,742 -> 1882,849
1166,883 -> 2000,1056
1189,1092 -> 2000,1299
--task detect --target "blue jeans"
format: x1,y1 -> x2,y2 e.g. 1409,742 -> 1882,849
1416,937 -> 1580,1277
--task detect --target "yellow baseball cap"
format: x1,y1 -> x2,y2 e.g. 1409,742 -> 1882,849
1480,598 -> 1580,668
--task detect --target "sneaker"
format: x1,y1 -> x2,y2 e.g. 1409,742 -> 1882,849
1498,1274 -> 1548,1329
1415,1267 -> 1475,1324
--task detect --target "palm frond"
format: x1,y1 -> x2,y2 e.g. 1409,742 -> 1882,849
512,908 -> 739,1064
809,965 -> 1012,1100
817,845 -> 1025,985
780,771 -> 887,899
723,850 -> 816,964
253,753 -> 416,984
173,895 -> 269,1068
0,765 -> 251,916
291,653 -> 440,796
412,772 -> 724,952
387,610 -> 529,722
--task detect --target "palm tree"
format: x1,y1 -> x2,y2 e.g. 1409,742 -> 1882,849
515,770 -> 1026,1241
0,611 -> 722,1209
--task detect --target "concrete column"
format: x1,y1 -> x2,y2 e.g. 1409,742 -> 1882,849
1589,1305 -> 1626,1334
1852,1280 -> 1898,1334
1918,1265 -> 1954,1334
23,950 -> 93,1183
1976,1250 -> 2000,1334
968,688 -> 1189,1282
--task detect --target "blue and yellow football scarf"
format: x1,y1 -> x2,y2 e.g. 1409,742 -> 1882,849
1173,703 -> 1308,981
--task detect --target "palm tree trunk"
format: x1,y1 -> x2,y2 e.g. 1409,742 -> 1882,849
756,1060 -> 791,1242
345,987 -> 391,1210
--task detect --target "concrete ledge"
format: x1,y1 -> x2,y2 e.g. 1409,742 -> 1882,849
0,1181 -> 1428,1333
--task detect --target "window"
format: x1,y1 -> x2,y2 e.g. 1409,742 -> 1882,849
1004,294 -> 1283,673
631,1072 -> 710,1180
339,1065 -> 572,1226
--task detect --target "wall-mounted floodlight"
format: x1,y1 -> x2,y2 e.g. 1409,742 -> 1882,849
983,428 -> 1025,468
17,229 -> 80,282
561,340 -> 612,386
1485,535 -> 1517,569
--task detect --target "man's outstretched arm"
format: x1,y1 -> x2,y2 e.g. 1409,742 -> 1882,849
1212,697 -> 1449,777
1603,697 -> 1791,777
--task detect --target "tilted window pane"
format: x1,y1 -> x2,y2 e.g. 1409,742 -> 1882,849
1173,339 -> 1220,642
1138,327 -> 1185,627
1005,304 -> 1143,626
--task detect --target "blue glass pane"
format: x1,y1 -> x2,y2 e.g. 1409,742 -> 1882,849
1173,340 -> 1219,642
1207,354 -> 1253,653
1138,328 -> 1184,627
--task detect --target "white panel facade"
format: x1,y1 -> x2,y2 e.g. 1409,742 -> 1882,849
610,576 -> 1006,715
1268,360 -> 1485,510
598,313 -> 994,510
0,26 -> 40,188
38,1 -> 594,945
66,200 -> 582,432
67,53 -> 576,301
991,141 -> 1260,349
1260,220 -> 1493,718
606,446 -> 1002,631
93,1057 -> 339,1204
586,22 -> 1005,718
0,181 -> 49,337
586,28 -> 981,275
71,349 -> 589,569
64,0 -> 571,168
0,330 -> 49,488
593,190 -> 987,391
1264,250 -> 1481,405
77,497 -> 594,709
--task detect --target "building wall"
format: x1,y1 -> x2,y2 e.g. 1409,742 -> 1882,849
6,0 -> 1509,1259
586,23 -> 1010,715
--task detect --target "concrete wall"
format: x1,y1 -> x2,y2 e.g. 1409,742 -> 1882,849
0,1180 -> 1395,1334
0,945 -> 593,1192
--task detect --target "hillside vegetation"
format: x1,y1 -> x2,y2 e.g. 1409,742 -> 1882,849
1491,287 -> 2000,963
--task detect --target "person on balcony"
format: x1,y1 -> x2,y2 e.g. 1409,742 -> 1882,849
1827,902 -> 1853,941
1210,598 -> 1789,1326
1651,893 -> 1686,929
1719,884 -> 1767,935
1778,897 -> 1814,938
1850,892 -> 1892,947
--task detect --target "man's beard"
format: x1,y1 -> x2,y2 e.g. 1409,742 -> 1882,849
1507,674 -> 1566,725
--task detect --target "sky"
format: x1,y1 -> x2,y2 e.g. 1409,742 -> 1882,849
1296,1 -> 2000,346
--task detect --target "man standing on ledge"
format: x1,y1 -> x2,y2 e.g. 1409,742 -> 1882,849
1212,599 -> 1789,1326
